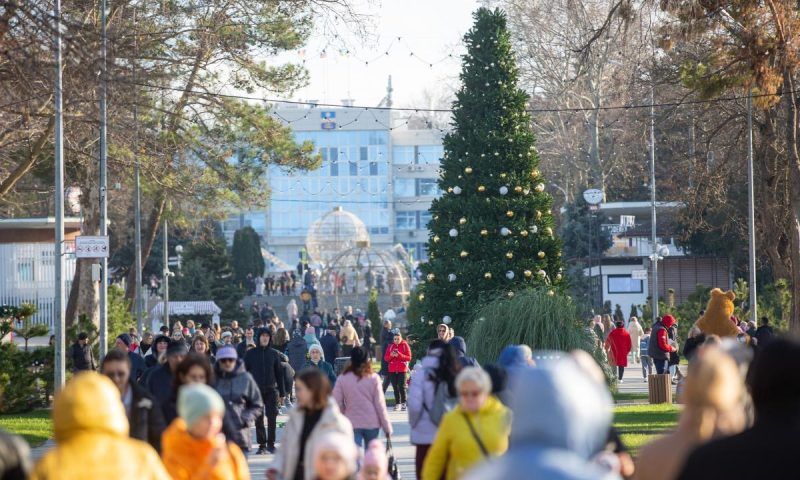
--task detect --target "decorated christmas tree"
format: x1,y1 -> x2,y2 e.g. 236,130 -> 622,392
417,7 -> 563,335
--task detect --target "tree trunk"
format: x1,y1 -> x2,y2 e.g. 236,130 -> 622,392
65,261 -> 81,326
65,183 -> 101,328
124,195 -> 166,307
783,74 -> 800,335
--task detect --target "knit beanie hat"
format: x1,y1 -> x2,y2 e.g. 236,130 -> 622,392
116,333 -> 132,347
305,326 -> 316,335
313,431 -> 357,476
360,439 -> 388,479
166,340 -> 189,357
177,383 -> 225,428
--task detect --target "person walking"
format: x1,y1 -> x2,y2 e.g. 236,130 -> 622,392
70,332 -> 95,372
101,349 -> 166,453
162,383 -> 250,479
606,321 -> 633,382
287,329 -> 310,374
648,315 -> 677,375
408,340 -> 460,479
243,328 -> 286,454
267,368 -> 353,480
640,328 -> 653,378
162,352 -> 215,424
144,334 -> 171,369
635,348 -> 746,480
312,431 -> 359,480
236,327 -> 256,358
115,333 -> 146,382
320,326 -> 341,368
303,344 -> 337,387
143,340 -> 188,419
339,320 -> 359,357
384,331 -> 412,411
332,347 -> 392,452
422,367 -> 511,480
30,372 -> 169,480
627,317 -> 645,364
213,346 -> 263,455
448,336 -> 479,368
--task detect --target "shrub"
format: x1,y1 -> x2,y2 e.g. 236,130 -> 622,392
467,288 -> 614,385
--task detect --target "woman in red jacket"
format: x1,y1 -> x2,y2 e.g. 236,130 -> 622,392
606,321 -> 632,382
383,331 -> 411,411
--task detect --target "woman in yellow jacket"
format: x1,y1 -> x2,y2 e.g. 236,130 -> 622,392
30,372 -> 169,480
162,383 -> 250,479
422,367 -> 512,480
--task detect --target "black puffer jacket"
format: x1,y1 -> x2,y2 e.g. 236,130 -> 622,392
286,330 -> 308,373
127,380 -> 166,453
243,329 -> 286,397
214,358 -> 263,451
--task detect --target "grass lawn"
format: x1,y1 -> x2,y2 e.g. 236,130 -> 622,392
612,391 -> 649,403
614,403 -> 680,456
0,409 -> 52,447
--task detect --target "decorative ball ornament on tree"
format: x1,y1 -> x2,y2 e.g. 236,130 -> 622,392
478,185 -> 486,192
506,270 -> 515,280
433,235 -> 440,243
453,186 -> 462,195
465,167 -> 473,174
524,270 -> 532,278
535,183 -> 545,193
443,315 -> 452,324
530,169 -> 540,179
480,229 -> 489,236
427,273 -> 435,281
537,269 -> 547,278
505,252 -> 514,259
514,186 -> 523,193
460,250 -> 469,258
538,251 -> 546,258
456,290 -> 464,297
507,291 -> 514,298
448,273 -> 457,282
449,228 -> 459,237
520,230 -> 529,237
484,272 -> 493,279
418,293 -> 425,301
499,186 -> 509,195
459,217 -> 467,225
500,227 -> 511,236
506,210 -> 514,218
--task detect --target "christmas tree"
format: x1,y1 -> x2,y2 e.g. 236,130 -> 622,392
417,7 -> 563,335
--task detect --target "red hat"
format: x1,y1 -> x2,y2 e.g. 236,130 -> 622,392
661,314 -> 676,328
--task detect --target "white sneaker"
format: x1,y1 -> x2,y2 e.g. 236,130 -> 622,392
618,379 -> 624,384
401,403 -> 407,411
394,404 -> 400,411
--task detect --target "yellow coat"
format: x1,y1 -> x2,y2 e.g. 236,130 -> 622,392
30,372 -> 169,480
422,395 -> 511,480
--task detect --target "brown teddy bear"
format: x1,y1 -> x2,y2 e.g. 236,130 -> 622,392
695,288 -> 740,337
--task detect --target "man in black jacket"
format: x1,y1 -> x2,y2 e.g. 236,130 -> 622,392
244,328 -> 285,454
320,326 -> 341,370
115,333 -> 146,382
678,338 -> 800,479
101,349 -> 166,453
70,332 -> 95,372
142,340 -> 187,423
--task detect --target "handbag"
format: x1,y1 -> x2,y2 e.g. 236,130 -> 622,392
386,435 -> 401,480
461,412 -> 490,458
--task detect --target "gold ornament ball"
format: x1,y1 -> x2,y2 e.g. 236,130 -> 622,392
535,183 -> 545,192
477,185 -> 486,193
433,235 -> 440,243
520,230 -> 529,237
524,270 -> 532,278
507,291 -> 515,298
530,169 -> 540,178
480,229 -> 489,236
514,186 -> 523,193
556,273 -> 563,281
460,250 -> 469,258
464,166 -> 473,174
505,252 -> 514,259
547,290 -> 555,296
506,210 -> 514,218
447,187 -> 453,193
537,269 -> 547,277
538,251 -> 546,259
545,227 -> 553,236
459,217 -> 467,225
536,210 -> 543,219
418,293 -> 425,301
484,272 -> 493,279
456,290 -> 464,297
426,273 -> 435,281
500,172 -> 507,179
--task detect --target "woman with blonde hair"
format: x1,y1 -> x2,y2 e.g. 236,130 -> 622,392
601,314 -> 614,340
633,347 -> 746,480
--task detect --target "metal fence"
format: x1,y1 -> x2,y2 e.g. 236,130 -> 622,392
0,242 -> 76,331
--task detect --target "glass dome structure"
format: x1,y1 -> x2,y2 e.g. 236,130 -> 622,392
305,206 -> 370,267
318,240 -> 411,306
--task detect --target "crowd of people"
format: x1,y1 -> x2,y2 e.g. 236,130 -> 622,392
4,300 -> 800,479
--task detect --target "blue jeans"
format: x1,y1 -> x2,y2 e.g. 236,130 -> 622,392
354,428 -> 380,450
654,358 -> 669,374
641,355 -> 653,377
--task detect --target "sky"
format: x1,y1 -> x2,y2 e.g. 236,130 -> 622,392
286,0 -> 481,109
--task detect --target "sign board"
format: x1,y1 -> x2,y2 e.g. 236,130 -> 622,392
321,111 -> 337,130
582,188 -> 604,206
75,235 -> 109,258
631,269 -> 648,280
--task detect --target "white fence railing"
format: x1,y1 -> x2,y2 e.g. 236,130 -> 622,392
0,242 -> 77,331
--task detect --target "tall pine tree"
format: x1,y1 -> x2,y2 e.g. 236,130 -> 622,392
418,8 -> 563,335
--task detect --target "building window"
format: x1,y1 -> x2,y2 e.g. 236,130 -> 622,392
329,148 -> 338,176
393,146 -> 415,164
395,211 -> 416,230
607,275 -> 643,294
360,146 -> 369,161
418,210 -> 432,229
417,178 -> 440,196
17,258 -> 34,282
369,161 -> 378,176
394,178 -> 415,197
349,161 -> 358,176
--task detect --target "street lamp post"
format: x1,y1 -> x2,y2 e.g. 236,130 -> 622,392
163,218 -> 170,329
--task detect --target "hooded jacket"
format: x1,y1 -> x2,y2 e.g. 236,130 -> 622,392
286,330 -> 309,373
270,400 -> 353,480
320,331 -> 341,366
214,358 -> 264,451
648,316 -> 677,361
407,354 -> 442,445
127,379 -> 166,453
162,418 -> 250,480
384,339 -> 412,373
30,372 -> 169,480
449,336 -> 480,368
606,327 -> 632,368
463,357 -> 620,480
143,363 -> 174,422
422,395 -> 511,480
243,328 -> 286,397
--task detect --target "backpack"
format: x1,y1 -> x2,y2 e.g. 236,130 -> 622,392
423,372 -> 457,425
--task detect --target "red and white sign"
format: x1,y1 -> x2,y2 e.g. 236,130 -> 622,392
75,235 -> 109,258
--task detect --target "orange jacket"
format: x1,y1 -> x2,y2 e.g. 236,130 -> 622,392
162,418 -> 250,480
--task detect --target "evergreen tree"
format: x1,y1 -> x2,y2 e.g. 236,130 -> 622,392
366,288 -> 382,338
232,226 -> 265,283
417,8 -> 563,335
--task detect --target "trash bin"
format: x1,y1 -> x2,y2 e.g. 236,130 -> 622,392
648,373 -> 672,404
